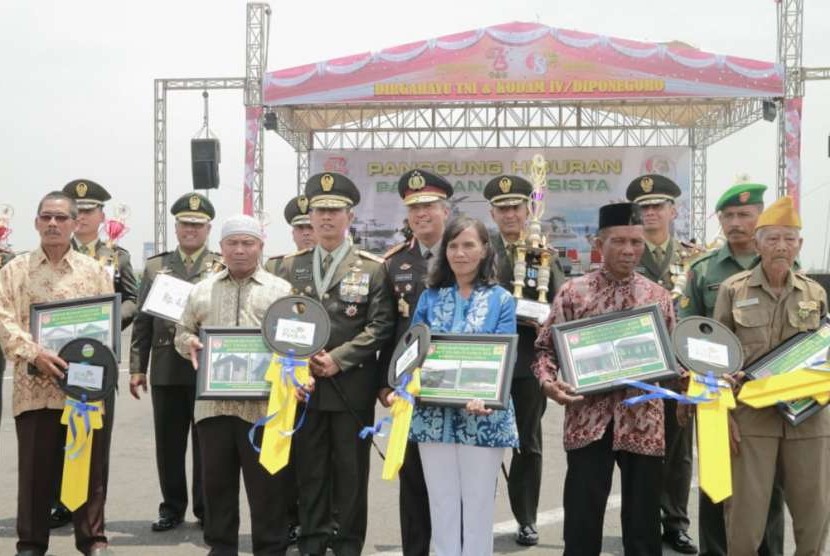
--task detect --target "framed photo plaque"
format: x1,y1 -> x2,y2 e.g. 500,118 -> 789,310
551,304 -> 679,395
417,333 -> 518,409
196,327 -> 273,400
29,293 -> 121,375
744,321 -> 830,426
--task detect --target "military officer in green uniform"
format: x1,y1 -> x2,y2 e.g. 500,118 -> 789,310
63,179 -> 138,329
276,172 -> 395,556
50,178 -> 139,528
129,192 -> 223,532
484,174 -> 566,547
679,180 -> 784,556
626,173 -> 699,554
265,195 -> 316,274
378,169 -> 452,556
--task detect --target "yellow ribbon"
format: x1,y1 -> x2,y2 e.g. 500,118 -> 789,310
687,375 -> 735,503
382,369 -> 421,481
258,354 -> 310,474
738,368 -> 830,408
60,399 -> 105,511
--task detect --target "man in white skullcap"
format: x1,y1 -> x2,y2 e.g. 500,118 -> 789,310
175,214 -> 296,555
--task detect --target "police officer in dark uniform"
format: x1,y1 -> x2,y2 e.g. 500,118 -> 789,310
626,174 -> 699,554
277,172 -> 395,556
265,195 -> 316,274
50,178 -> 139,528
484,174 -> 566,546
378,169 -> 452,556
129,192 -> 223,532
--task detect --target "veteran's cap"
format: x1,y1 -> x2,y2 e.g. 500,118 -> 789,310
284,195 -> 312,226
398,170 -> 453,206
625,174 -> 681,206
304,172 -> 360,209
755,196 -> 801,230
62,179 -> 111,210
598,202 -> 644,230
483,175 -> 533,207
715,177 -> 767,212
171,192 -> 215,223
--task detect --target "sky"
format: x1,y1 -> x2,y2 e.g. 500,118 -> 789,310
2,0 -> 830,270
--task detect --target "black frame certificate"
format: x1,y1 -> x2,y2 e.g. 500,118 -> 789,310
418,333 -> 518,410
196,327 -> 272,400
30,294 -> 122,375
140,273 -> 195,323
744,322 -> 830,426
551,304 -> 679,395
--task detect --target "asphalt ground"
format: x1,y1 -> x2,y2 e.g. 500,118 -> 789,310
0,337 -> 804,555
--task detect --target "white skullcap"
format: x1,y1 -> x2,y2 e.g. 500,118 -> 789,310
220,214 -> 263,241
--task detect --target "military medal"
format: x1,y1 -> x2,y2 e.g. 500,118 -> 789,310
345,304 -> 358,317
398,296 -> 410,318
304,285 -> 313,294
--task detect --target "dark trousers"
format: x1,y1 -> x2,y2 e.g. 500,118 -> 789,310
294,408 -> 373,556
16,408 -> 108,555
563,425 -> 662,556
398,440 -> 430,556
661,399 -> 693,534
151,384 -> 203,520
508,377 -> 546,527
698,477 -> 785,556
0,349 -> 5,424
197,416 -> 290,556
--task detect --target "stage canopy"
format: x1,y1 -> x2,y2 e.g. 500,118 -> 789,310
252,21 -> 785,243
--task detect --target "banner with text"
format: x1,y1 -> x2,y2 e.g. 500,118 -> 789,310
310,147 -> 692,262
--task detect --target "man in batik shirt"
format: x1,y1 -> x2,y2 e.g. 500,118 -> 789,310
533,202 -> 676,556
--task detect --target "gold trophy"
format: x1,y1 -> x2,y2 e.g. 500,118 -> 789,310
511,154 -> 555,324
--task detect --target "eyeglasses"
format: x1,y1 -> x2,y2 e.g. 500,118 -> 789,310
38,213 -> 73,223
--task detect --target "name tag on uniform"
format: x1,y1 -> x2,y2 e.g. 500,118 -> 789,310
707,283 -> 721,291
735,297 -> 760,308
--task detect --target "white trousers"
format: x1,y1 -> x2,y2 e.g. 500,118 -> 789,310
418,442 -> 505,556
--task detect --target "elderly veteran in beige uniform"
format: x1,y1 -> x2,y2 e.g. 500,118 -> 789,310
175,214 -> 294,556
713,196 -> 830,556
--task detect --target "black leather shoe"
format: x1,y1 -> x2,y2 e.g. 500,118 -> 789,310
151,514 -> 183,532
662,530 -> 698,554
516,524 -> 539,546
288,524 -> 300,544
49,504 -> 72,529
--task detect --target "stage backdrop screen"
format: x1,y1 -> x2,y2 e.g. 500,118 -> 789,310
309,147 -> 692,263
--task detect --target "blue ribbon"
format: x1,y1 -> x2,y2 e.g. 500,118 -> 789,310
359,417 -> 392,439
248,350 -> 311,453
619,372 -> 726,407
64,394 -> 100,460
358,374 -> 417,440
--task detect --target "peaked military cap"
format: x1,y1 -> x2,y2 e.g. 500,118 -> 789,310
171,192 -> 215,223
715,180 -> 767,212
625,174 -> 681,206
483,175 -> 533,207
284,195 -> 312,226
397,169 -> 453,206
598,202 -> 643,230
304,172 -> 360,209
62,179 -> 111,210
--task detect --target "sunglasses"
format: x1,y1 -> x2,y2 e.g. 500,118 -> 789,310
38,213 -> 73,223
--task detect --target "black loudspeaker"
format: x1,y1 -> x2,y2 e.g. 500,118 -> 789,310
807,273 -> 830,301
191,138 -> 220,189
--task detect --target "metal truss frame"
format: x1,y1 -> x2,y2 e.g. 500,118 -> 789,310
152,3 -> 268,252
776,0 -> 804,198
266,97 -> 765,241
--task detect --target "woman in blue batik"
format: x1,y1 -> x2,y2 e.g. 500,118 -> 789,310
405,216 -> 519,556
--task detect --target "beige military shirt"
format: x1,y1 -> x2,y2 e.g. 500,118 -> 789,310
0,247 -> 113,416
175,266 -> 292,424
713,265 -> 829,438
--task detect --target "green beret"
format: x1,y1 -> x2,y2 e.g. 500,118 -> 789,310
715,182 -> 767,212
62,179 -> 111,209
170,192 -> 215,223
